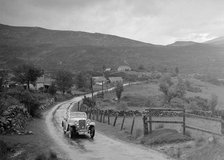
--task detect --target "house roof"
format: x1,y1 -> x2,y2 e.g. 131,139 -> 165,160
108,77 -> 123,82
36,76 -> 54,85
92,76 -> 107,82
118,65 -> 131,70
105,68 -> 112,71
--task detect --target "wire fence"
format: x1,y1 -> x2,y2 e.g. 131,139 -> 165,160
77,102 -> 224,138
77,104 -> 144,136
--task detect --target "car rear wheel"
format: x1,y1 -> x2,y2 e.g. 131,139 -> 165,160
90,127 -> 95,139
68,130 -> 72,138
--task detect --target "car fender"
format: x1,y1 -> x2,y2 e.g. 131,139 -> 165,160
89,121 -> 95,127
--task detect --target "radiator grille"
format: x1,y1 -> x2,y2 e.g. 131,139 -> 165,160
79,120 -> 86,129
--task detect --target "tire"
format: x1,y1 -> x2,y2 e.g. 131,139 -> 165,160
68,130 -> 72,138
90,127 -> 95,139
68,126 -> 73,138
68,127 -> 77,139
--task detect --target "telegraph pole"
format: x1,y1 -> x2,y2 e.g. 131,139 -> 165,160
102,80 -> 104,98
91,77 -> 94,100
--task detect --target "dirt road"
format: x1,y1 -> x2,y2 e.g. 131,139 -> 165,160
45,94 -> 172,160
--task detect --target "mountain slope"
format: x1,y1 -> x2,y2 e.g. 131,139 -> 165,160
0,24 -> 152,47
205,36 -> 224,46
1,24 -> 224,77
168,41 -> 200,46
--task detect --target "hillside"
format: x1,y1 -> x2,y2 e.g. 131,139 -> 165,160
168,41 -> 200,47
205,36 -> 224,46
1,24 -> 224,77
0,24 -> 152,47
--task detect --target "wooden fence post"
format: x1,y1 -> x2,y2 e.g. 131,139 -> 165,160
183,109 -> 186,135
148,111 -> 152,133
221,115 -> 224,135
121,114 -> 126,130
88,109 -> 90,119
78,102 -> 80,111
103,110 -> 106,123
100,110 -> 103,122
86,108 -> 88,118
113,112 -> 118,126
94,109 -> 96,120
131,114 -> 135,134
143,115 -> 148,135
97,109 -> 99,122
96,109 -> 99,121
89,109 -> 92,119
108,110 -> 110,125
93,109 -> 95,120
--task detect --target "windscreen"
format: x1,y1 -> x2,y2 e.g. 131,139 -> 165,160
70,112 -> 87,118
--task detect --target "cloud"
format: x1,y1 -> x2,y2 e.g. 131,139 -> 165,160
0,0 -> 224,44
29,0 -> 107,11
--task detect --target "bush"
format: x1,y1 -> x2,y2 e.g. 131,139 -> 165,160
48,83 -> 57,96
170,97 -> 186,109
6,88 -> 41,117
19,90 -> 41,117
82,96 -> 96,108
194,74 -> 222,86
116,102 -> 128,111
159,75 -> 186,103
187,96 -> 209,111
145,95 -> 165,108
185,80 -> 202,93
115,83 -> 124,102
0,140 -> 7,158
208,94 -> 218,113
0,94 -> 20,115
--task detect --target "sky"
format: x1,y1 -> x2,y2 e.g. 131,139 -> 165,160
0,0 -> 224,45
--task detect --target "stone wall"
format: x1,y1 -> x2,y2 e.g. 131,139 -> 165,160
0,105 -> 30,135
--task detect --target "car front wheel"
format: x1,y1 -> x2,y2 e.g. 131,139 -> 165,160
90,126 -> 95,139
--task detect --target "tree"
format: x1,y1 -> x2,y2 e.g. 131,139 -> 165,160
167,78 -> 186,102
159,74 -> 173,97
102,65 -> 106,72
55,70 -> 73,94
208,94 -> 218,113
82,96 -> 95,108
151,65 -> 155,72
48,82 -> 57,96
175,67 -> 179,75
104,71 -> 110,80
115,82 -> 124,102
19,90 -> 40,117
75,72 -> 91,90
138,65 -> 145,71
0,70 -> 8,93
13,64 -> 43,90
6,88 -> 40,117
159,74 -> 185,103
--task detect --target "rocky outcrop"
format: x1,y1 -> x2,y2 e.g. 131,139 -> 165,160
0,105 -> 30,135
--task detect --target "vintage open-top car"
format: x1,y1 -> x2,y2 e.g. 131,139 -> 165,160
62,111 -> 95,138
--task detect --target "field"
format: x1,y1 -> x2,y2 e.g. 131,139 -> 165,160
100,78 -> 224,111
94,79 -> 224,159
186,78 -> 224,110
